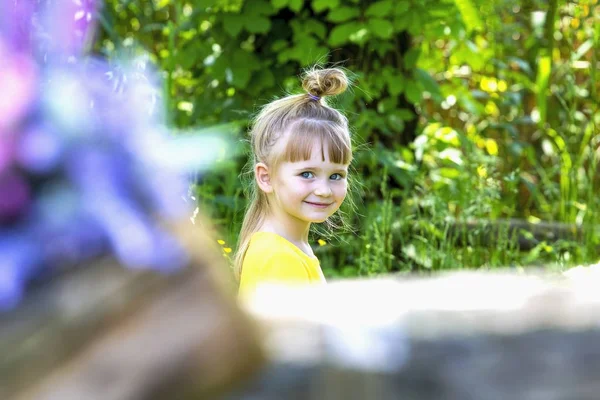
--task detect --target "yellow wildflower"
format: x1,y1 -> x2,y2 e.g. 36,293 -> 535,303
318,239 -> 327,246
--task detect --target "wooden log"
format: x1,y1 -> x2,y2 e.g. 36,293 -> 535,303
235,269 -> 600,399
1,220 -> 265,400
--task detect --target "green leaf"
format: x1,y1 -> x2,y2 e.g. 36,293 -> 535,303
245,15 -> 271,33
312,0 -> 340,13
372,41 -> 394,57
405,81 -> 422,103
254,68 -> 276,89
387,76 -> 405,96
407,12 -> 423,35
328,21 -> 361,46
458,92 -> 483,116
415,68 -> 442,103
271,39 -> 289,52
292,35 -> 319,60
393,14 -> 410,31
227,65 -> 251,88
535,55 -> 551,125
452,0 -> 483,33
210,54 -> 228,80
277,48 -> 295,63
222,14 -> 245,37
249,0 -> 276,15
387,112 -> 405,133
439,167 -> 461,179
288,0 -> 303,12
397,108 -> 415,121
377,96 -> 398,114
394,1 -> 410,15
403,48 -> 421,69
304,19 -> 327,39
365,0 -> 393,17
155,0 -> 171,9
271,0 -> 288,10
327,6 -> 360,23
368,18 -> 394,39
178,47 -> 201,70
232,49 -> 260,71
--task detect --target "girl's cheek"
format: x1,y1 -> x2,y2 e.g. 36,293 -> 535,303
296,181 -> 313,193
334,187 -> 347,202
339,181 -> 348,194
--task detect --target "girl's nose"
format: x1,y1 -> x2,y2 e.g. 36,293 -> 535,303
314,181 -> 332,197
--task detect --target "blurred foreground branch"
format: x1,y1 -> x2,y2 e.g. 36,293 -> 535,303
1,222 -> 264,400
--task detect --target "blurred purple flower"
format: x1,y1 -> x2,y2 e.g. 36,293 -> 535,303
0,46 -> 38,131
0,172 -> 31,223
0,0 -> 228,311
0,0 -> 34,52
16,123 -> 63,173
0,236 -> 40,310
0,134 -> 14,174
40,0 -> 98,57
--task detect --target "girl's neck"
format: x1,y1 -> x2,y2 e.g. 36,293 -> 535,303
258,214 -> 312,252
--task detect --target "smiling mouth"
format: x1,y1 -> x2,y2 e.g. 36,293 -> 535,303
305,201 -> 333,207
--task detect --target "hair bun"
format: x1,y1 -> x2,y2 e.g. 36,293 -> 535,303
302,68 -> 348,98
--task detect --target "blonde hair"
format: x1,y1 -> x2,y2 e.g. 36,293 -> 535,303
233,67 -> 353,281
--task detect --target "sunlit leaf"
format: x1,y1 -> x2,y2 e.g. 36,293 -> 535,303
452,0 -> 483,32
439,167 -> 461,178
535,55 -> 551,126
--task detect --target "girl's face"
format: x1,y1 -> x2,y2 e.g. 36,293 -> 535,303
268,140 -> 349,224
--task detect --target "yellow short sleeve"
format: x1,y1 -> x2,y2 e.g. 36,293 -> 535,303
260,252 -> 310,283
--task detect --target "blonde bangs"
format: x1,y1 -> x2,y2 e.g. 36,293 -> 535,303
277,119 -> 352,166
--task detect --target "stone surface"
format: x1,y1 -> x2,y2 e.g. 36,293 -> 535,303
236,271 -> 600,399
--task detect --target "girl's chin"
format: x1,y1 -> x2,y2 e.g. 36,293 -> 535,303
305,214 -> 331,223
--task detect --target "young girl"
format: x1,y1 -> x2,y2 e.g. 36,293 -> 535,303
235,67 -> 353,296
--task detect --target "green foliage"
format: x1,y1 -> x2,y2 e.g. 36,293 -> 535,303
452,0 -> 483,33
96,0 -> 600,277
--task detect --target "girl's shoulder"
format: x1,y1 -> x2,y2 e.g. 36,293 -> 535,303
239,232 -> 326,296
247,231 -> 318,262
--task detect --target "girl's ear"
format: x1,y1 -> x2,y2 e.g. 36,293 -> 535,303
255,162 -> 273,193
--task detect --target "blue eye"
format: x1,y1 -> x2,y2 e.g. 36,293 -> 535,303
330,173 -> 345,180
300,171 -> 314,179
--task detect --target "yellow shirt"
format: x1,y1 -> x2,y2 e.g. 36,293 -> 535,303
238,232 -> 326,296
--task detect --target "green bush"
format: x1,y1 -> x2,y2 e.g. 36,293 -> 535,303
96,0 -> 600,276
